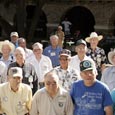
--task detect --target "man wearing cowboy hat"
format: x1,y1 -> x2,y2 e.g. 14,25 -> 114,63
101,49 -> 115,91
85,32 -> 108,80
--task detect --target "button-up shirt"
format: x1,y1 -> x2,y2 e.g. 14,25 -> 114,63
54,66 -> 80,91
0,82 -> 32,115
26,54 -> 52,82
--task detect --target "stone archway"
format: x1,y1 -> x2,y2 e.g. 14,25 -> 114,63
26,5 -> 47,40
108,12 -> 115,35
60,6 -> 95,40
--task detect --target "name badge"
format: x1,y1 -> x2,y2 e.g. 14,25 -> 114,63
28,76 -> 33,83
51,52 -> 56,56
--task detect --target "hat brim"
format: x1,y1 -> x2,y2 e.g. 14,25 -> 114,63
85,35 -> 103,43
108,51 -> 115,65
60,54 -> 71,57
76,42 -> 87,46
0,41 -> 15,54
81,68 -> 93,72
13,74 -> 23,78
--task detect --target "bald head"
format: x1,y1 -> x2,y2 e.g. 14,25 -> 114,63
44,69 -> 59,83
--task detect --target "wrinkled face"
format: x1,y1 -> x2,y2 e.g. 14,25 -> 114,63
75,44 -> 87,56
112,55 -> 115,65
59,55 -> 70,69
15,50 -> 25,63
80,70 -> 96,86
89,38 -> 99,48
33,47 -> 43,57
2,44 -> 11,56
44,73 -> 59,95
11,36 -> 18,43
18,39 -> 26,48
9,76 -> 22,91
50,38 -> 58,47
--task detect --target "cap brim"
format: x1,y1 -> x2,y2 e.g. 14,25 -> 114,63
85,36 -> 103,43
81,68 -> 93,72
13,74 -> 22,78
76,43 -> 86,46
60,54 -> 70,57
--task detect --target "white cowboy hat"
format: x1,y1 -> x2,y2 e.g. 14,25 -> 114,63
0,40 -> 15,54
108,50 -> 115,65
85,32 -> 103,43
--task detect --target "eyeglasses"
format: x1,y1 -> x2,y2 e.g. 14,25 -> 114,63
45,81 -> 57,86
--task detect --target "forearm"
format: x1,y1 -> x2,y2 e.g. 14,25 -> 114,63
105,106 -> 113,115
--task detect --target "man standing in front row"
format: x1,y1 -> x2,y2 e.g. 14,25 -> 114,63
70,60 -> 113,115
30,69 -> 73,115
0,67 -> 32,115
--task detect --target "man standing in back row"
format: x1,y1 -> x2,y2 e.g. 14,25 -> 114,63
43,35 -> 62,67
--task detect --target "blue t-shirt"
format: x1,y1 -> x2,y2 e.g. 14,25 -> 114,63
70,80 -> 113,115
43,45 -> 62,67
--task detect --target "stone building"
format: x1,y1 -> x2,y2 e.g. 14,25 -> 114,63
0,1 -> 115,46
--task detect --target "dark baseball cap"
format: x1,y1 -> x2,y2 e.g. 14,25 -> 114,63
75,39 -> 87,46
80,60 -> 94,72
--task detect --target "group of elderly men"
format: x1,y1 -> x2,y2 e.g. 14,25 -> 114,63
0,31 -> 114,115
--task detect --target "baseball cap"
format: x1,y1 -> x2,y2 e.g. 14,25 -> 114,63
59,49 -> 71,57
10,32 -> 19,37
75,39 -> 87,46
80,60 -> 94,72
8,67 -> 23,78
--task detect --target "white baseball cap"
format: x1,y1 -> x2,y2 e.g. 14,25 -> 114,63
8,67 -> 23,78
10,32 -> 19,37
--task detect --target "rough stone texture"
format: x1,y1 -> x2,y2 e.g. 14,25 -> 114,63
0,2 -> 115,36
43,2 -> 115,34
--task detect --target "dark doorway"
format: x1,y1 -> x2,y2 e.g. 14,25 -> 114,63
26,5 -> 47,41
61,6 -> 95,40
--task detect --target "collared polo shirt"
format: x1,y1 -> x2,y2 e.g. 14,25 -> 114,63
0,82 -> 32,115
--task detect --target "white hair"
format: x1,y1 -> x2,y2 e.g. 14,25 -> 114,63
50,35 -> 59,40
15,47 -> 25,59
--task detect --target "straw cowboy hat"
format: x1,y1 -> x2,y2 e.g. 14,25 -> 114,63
0,40 -> 15,53
85,32 -> 103,43
108,49 -> 115,65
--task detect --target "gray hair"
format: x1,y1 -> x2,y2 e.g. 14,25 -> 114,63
15,47 -> 25,59
44,69 -> 59,82
50,35 -> 59,40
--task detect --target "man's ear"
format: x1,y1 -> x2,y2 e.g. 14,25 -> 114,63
80,72 -> 83,77
7,76 -> 10,81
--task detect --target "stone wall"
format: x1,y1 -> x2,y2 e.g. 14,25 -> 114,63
43,2 -> 115,35
0,2 -> 115,37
